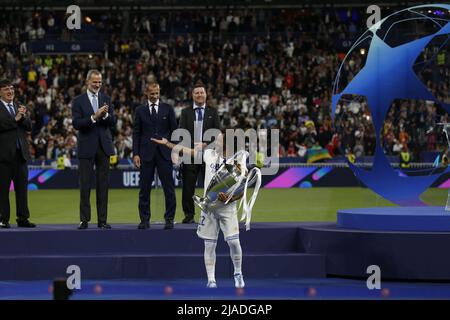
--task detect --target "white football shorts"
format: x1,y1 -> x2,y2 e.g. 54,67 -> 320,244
196,205 -> 240,241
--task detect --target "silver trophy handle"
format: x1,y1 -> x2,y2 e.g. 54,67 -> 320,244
436,123 -> 450,148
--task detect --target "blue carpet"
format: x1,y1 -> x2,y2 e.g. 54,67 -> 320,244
1,278 -> 450,300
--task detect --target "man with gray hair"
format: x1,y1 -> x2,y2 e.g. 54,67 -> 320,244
71,69 -> 116,229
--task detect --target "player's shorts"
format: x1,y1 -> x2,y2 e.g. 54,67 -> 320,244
196,205 -> 239,242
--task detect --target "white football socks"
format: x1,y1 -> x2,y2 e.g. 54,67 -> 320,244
204,240 -> 217,283
227,238 -> 242,275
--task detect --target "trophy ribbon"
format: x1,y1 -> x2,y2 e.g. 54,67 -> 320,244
238,167 -> 262,231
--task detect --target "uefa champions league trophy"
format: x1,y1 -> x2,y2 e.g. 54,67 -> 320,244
193,150 -> 262,230
437,123 -> 450,211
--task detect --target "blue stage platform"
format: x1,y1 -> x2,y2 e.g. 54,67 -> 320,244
299,222 -> 450,280
3,213 -> 450,281
0,223 -> 325,281
302,206 -> 450,280
338,206 -> 450,231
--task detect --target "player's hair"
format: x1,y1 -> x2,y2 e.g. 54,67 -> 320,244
221,129 -> 228,151
221,129 -> 238,156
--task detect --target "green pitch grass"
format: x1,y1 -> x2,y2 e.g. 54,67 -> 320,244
7,188 -> 449,224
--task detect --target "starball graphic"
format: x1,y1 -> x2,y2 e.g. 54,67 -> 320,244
332,4 -> 450,205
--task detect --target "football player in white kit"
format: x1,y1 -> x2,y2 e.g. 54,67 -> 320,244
151,132 -> 246,288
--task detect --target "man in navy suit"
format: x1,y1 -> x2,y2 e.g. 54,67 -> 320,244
0,79 -> 36,229
133,81 -> 177,229
72,69 -> 116,230
179,81 -> 221,223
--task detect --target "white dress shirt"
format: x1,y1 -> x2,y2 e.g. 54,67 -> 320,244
1,99 -> 14,115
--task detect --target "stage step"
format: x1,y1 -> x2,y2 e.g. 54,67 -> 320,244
0,223 -> 326,280
299,223 -> 450,280
0,225 -> 300,255
0,252 -> 326,280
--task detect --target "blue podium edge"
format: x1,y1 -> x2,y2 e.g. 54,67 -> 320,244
337,206 -> 450,232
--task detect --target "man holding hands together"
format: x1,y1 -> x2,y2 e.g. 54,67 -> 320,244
72,70 -> 116,230
0,79 -> 35,229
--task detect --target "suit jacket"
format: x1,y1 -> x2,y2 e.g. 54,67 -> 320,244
0,101 -> 31,162
71,92 -> 116,159
132,101 -> 177,162
179,105 -> 221,148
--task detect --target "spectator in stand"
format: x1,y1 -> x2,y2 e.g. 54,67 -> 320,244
0,7 -> 447,164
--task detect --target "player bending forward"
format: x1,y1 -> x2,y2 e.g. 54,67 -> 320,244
151,132 -> 261,289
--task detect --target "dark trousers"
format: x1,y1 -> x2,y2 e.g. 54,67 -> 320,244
79,146 -> 110,223
139,151 -> 176,223
0,149 -> 30,223
182,163 -> 204,219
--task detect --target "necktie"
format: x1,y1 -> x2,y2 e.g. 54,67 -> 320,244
7,103 -> 15,117
194,107 -> 203,145
7,103 -> 21,149
92,94 -> 98,113
196,107 -> 203,121
151,103 -> 157,120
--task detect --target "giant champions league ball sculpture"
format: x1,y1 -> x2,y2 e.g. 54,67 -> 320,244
332,4 -> 450,207
302,4 -> 450,281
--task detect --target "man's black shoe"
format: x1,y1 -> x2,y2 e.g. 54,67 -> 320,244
17,220 -> 36,228
138,222 -> 150,229
164,220 -> 174,230
0,222 -> 11,229
98,222 -> 112,229
78,221 -> 88,230
182,216 -> 195,224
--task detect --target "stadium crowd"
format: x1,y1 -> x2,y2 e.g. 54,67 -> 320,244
0,7 -> 448,164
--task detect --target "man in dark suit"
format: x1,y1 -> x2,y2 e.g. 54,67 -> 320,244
72,69 -> 116,230
0,79 -> 36,228
133,81 -> 177,230
179,81 -> 221,223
